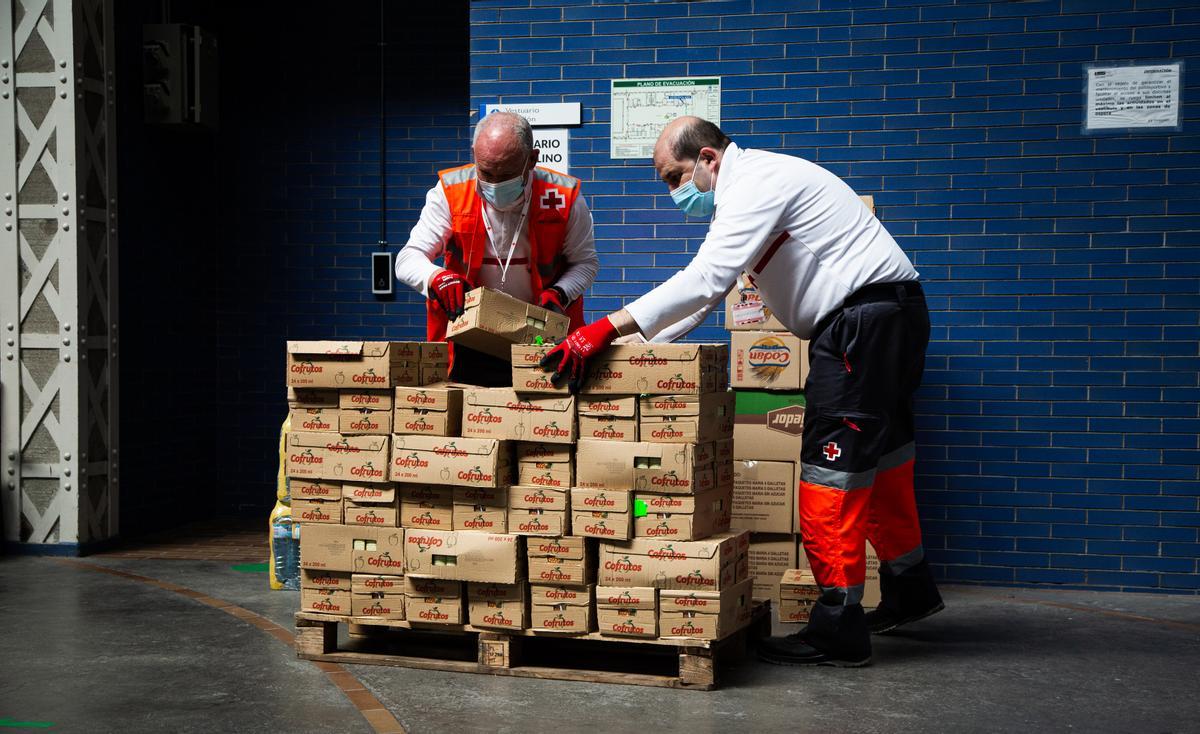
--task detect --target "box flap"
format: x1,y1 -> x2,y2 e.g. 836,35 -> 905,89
464,388 -> 574,414
288,431 -> 342,450
393,435 -> 500,459
288,340 -> 364,356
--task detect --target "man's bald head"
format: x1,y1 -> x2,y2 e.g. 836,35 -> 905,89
473,112 -> 537,183
653,116 -> 731,189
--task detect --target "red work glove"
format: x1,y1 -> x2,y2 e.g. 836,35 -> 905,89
539,317 -> 619,394
429,269 -> 469,321
538,286 -> 569,314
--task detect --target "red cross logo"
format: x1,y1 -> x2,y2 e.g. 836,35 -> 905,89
540,190 -> 565,211
823,442 -> 842,461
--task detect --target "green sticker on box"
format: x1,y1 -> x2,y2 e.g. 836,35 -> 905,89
634,499 -> 648,518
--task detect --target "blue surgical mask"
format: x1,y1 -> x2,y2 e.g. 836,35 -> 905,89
478,174 -> 525,209
670,163 -> 716,218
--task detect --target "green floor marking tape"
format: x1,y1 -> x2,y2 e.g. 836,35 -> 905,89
231,563 -> 269,573
0,719 -> 55,728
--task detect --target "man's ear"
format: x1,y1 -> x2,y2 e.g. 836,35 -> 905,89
530,149 -> 540,169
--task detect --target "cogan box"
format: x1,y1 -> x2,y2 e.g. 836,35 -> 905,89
578,395 -> 639,442
575,440 -> 715,494
345,499 -> 399,528
393,384 -> 463,437
733,390 -> 805,462
301,588 -> 352,616
778,569 -> 821,624
339,408 -> 392,436
352,574 -> 405,594
301,524 -> 403,573
399,485 -> 453,530
447,287 -> 569,359
639,392 -> 734,444
595,586 -> 658,639
659,577 -> 753,641
633,484 -> 733,541
468,582 -> 528,631
748,533 -> 799,603
732,459 -> 796,534
352,592 -> 406,621
290,479 -> 342,501
731,332 -> 808,391
286,431 -> 390,484
516,442 -> 573,488
290,406 -> 337,433
403,529 -> 524,584
390,435 -> 511,488
292,497 -> 342,525
598,530 -> 750,591
725,273 -> 788,332
462,388 -> 576,444
286,341 -> 410,389
512,343 -> 729,396
301,569 -> 352,590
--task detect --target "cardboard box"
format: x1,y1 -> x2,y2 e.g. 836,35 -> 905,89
598,530 -> 750,591
512,343 -> 729,396
571,487 -> 631,513
508,485 -> 568,511
351,529 -> 406,575
403,529 -> 524,584
468,582 -> 529,631
597,607 -> 657,638
293,497 -> 342,525
394,363 -> 422,388
508,509 -> 568,536
575,440 -> 714,493
286,431 -> 390,483
516,443 -> 574,488
301,524 -> 405,574
731,332 -> 808,391
453,505 -> 508,533
725,273 -> 788,332
290,479 -> 342,501
453,486 -> 507,507
596,586 -> 657,610
399,485 -> 454,530
301,569 -> 352,590
528,554 -> 593,587
406,595 -> 466,625
290,407 -> 337,433
288,388 -> 338,408
446,287 -> 569,359
389,435 -> 511,488
461,388 -> 576,444
732,460 -> 796,534
405,577 -> 462,598
659,577 -> 753,640
352,574 -> 405,594
286,341 -> 410,389
639,392 -> 734,444
527,535 -> 586,560
351,592 -> 406,621
391,342 -> 425,363
339,390 -> 394,411
748,533 -> 799,603
778,569 -> 820,624
732,390 -> 805,462
421,342 -> 451,366
578,395 -> 639,441
343,483 -> 395,503
633,484 -> 733,541
529,583 -> 592,606
301,588 -> 352,616
345,500 -> 398,528
530,600 -> 594,635
339,408 -> 392,435
420,363 -> 449,386
393,385 -> 463,437
573,510 -> 632,541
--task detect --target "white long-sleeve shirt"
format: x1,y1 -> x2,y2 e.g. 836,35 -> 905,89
394,168 -> 599,304
626,143 -> 918,341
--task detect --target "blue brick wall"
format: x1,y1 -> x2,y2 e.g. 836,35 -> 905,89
469,0 -> 1200,592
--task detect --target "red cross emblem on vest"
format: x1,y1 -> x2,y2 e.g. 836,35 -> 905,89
823,442 -> 841,461
540,189 -> 565,211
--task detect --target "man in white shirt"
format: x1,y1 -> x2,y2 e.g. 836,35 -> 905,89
540,116 -> 943,667
395,111 -> 599,385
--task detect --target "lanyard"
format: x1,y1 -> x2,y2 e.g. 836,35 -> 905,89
479,190 -> 531,287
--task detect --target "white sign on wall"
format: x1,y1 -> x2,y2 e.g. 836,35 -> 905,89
1085,62 -> 1182,132
533,127 -> 569,175
482,102 -> 581,127
610,77 -> 722,159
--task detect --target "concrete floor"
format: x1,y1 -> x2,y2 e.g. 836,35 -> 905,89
1,555 -> 1197,733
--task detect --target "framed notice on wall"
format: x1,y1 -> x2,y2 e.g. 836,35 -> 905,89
1084,61 -> 1183,133
610,77 -> 722,159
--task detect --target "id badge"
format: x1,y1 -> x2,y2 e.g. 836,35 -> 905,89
731,299 -> 766,326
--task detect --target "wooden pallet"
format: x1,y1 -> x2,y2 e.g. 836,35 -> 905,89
296,602 -> 771,691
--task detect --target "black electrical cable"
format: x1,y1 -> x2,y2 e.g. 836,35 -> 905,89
378,0 -> 387,251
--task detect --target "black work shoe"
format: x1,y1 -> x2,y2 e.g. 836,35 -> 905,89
757,633 -> 871,668
865,600 -> 945,635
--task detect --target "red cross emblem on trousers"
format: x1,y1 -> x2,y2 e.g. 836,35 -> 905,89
540,190 -> 565,211
823,442 -> 842,461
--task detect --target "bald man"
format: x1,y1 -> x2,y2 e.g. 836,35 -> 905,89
396,111 -> 599,385
540,116 -> 943,667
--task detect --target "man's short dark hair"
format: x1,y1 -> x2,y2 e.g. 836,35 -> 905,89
670,118 -> 731,162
